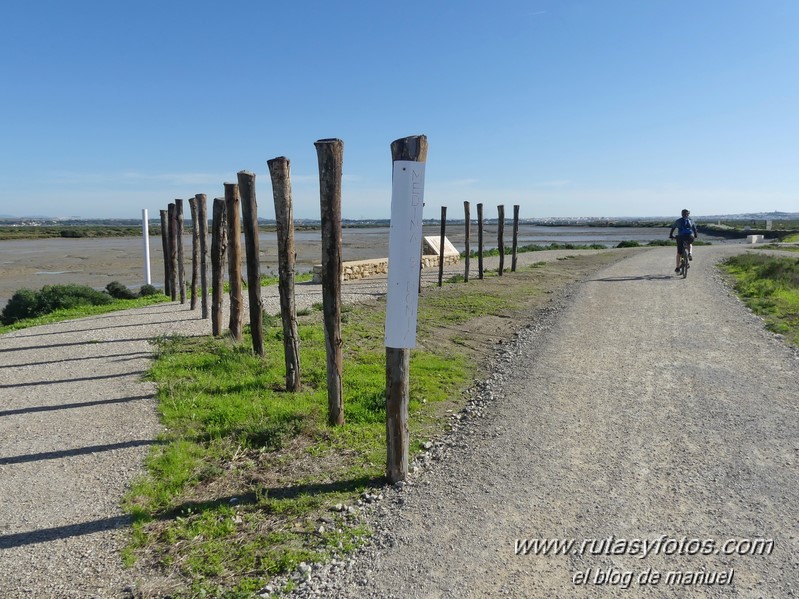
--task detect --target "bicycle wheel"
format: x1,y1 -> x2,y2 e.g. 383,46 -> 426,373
681,251 -> 689,278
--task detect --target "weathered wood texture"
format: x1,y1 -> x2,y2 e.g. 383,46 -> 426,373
211,198 -> 228,336
167,203 -> 178,301
159,209 -> 171,297
196,194 -> 210,320
438,206 -> 447,287
268,157 -> 302,392
188,197 -> 199,310
512,204 -> 520,272
464,201 -> 470,282
224,183 -> 243,343
386,134 -> 428,484
477,202 -> 484,280
237,172 -> 264,356
498,204 -> 505,276
315,139 -> 344,426
175,199 -> 186,304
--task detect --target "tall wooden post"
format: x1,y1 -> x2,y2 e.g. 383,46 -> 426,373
438,206 -> 446,287
211,198 -> 228,336
167,203 -> 178,301
386,134 -> 428,483
477,202 -> 484,280
237,172 -> 264,356
463,201 -> 470,282
142,209 -> 151,285
498,204 -> 505,276
315,139 -> 345,426
175,199 -> 186,304
225,183 -> 243,343
196,194 -> 210,319
159,209 -> 171,297
268,157 -> 302,392
511,204 -> 520,272
189,197 -> 199,310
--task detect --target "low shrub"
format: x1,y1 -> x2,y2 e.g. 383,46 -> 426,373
1,284 -> 113,325
106,281 -> 138,300
139,284 -> 160,297
616,240 -> 641,248
1,289 -> 39,324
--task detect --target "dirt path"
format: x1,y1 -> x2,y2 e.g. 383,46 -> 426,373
302,246 -> 799,598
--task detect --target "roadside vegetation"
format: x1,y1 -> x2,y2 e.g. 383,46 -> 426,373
123,251 -> 629,597
462,239 -> 712,256
721,253 -> 799,347
0,282 -> 166,332
0,225 -> 150,240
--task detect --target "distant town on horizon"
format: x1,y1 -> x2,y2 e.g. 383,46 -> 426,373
1,211 -> 797,227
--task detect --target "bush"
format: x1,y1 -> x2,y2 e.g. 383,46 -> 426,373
1,289 -> 40,324
139,284 -> 160,297
36,284 -> 112,313
106,280 -> 138,300
616,240 -> 641,248
1,284 -> 112,325
59,228 -> 87,238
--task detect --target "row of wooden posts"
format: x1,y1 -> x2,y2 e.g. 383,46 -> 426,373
157,162 -> 304,395
153,135 -> 523,483
435,202 -> 522,287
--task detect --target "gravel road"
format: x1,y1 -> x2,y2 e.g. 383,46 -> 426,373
283,245 -> 799,598
2,245 -> 797,598
0,248 -> 597,598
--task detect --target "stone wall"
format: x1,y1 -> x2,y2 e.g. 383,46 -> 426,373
312,253 -> 460,283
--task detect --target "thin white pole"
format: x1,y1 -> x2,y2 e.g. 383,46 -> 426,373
142,208 -> 152,285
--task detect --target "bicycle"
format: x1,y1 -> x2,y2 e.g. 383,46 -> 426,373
670,235 -> 690,278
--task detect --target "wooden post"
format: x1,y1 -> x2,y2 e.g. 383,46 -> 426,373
315,139 -> 344,426
211,198 -> 228,336
188,197 -> 199,310
463,201 -> 470,282
477,202 -> 484,280
237,172 -> 264,356
268,157 -> 302,392
196,194 -> 210,319
386,134 -> 428,483
142,209 -> 151,285
175,200 -> 186,304
498,204 -> 505,276
438,206 -> 446,287
511,204 -> 520,272
175,199 -> 186,304
167,203 -> 178,300
159,209 -> 171,297
225,183 -> 243,343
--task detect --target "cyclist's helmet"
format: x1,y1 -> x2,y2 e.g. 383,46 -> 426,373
681,209 -> 690,217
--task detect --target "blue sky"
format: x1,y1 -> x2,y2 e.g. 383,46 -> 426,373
1,0 -> 797,219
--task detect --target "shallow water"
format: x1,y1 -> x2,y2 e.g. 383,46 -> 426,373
0,225 -> 732,307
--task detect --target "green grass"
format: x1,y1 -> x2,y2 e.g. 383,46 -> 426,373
721,253 -> 799,346
125,300 -> 471,595
224,272 -> 313,293
0,294 -> 169,334
0,225 -> 149,240
754,244 -> 799,253
122,252 -> 628,596
462,242 -> 607,258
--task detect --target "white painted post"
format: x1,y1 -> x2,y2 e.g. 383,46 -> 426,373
142,208 -> 152,285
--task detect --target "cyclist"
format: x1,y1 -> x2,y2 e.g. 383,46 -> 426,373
669,209 -> 698,273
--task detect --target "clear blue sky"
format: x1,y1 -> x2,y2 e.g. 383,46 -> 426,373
1,0 -> 797,220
